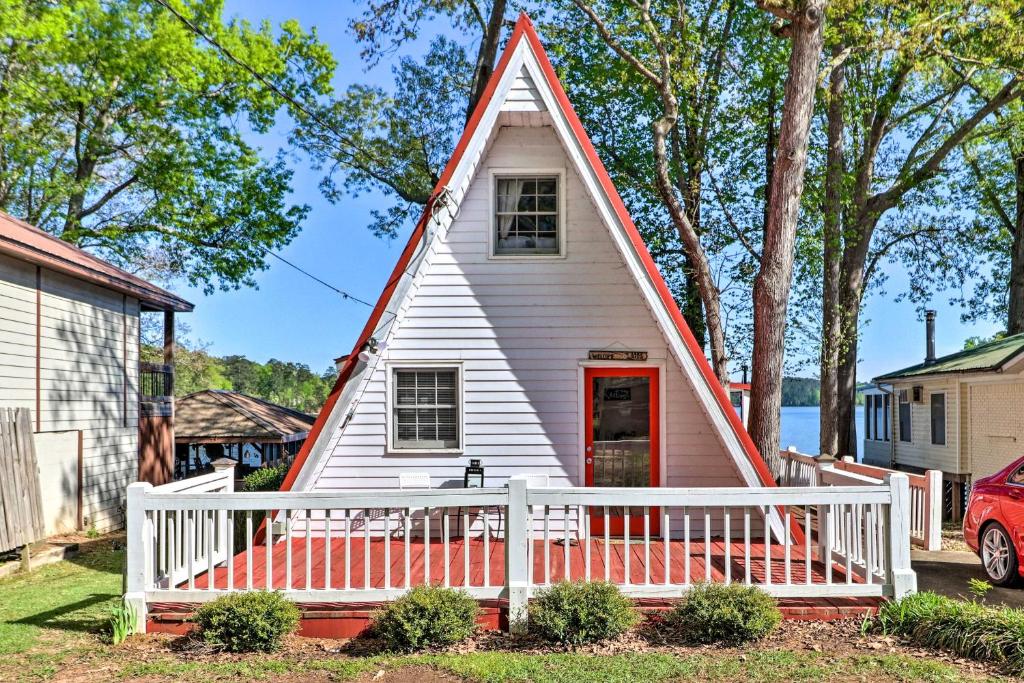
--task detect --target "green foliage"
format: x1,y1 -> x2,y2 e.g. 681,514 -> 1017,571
968,578 -> 994,601
242,464 -> 289,492
670,583 -> 781,645
528,581 -> 640,645
193,591 -> 300,653
141,322 -> 336,413
0,0 -> 335,291
108,599 -> 136,645
874,592 -> 1024,674
372,586 -> 478,651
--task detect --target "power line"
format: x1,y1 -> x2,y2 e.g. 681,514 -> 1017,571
260,247 -> 376,308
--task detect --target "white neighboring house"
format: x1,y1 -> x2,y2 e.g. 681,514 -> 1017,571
865,311 -> 1024,519
280,14 -> 778,524
0,210 -> 192,533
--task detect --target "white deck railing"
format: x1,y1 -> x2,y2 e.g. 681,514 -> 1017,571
777,449 -> 942,551
125,472 -> 916,634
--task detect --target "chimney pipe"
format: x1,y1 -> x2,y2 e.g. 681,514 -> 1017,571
925,309 -> 937,365
741,362 -> 748,385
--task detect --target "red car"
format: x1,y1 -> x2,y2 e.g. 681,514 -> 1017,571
964,454 -> 1024,586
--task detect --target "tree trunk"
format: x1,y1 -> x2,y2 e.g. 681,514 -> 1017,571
835,218 -> 873,456
1008,151 -> 1024,334
466,0 -> 507,121
819,51 -> 845,457
748,0 -> 827,463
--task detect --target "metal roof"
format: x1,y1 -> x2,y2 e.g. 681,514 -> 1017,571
873,333 -> 1024,381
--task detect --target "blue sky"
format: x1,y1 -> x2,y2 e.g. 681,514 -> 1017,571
173,1 -> 1002,381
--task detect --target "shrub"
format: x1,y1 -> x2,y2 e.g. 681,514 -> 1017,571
372,586 -> 479,651
193,591 -> 300,653
529,581 -> 639,645
109,599 -> 137,645
671,583 -> 781,645
242,463 -> 289,492
875,592 -> 1024,674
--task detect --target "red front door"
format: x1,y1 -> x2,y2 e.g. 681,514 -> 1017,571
584,367 -> 660,536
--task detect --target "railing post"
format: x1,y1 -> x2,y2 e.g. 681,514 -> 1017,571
812,461 -> 830,562
886,473 -> 917,599
125,481 -> 153,633
211,458 -> 236,565
505,476 -> 530,634
924,470 -> 943,551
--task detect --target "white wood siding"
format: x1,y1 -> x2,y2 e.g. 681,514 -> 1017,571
311,125 -> 747,501
967,380 -> 1024,480
892,377 -> 960,474
0,252 -> 139,532
501,66 -> 545,112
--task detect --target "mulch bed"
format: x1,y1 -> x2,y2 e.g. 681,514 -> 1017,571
64,616 -> 1002,682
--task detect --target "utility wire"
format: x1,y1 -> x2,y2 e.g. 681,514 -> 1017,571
259,247 -> 376,308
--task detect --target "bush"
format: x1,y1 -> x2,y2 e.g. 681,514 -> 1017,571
193,591 -> 300,652
242,463 -> 289,492
875,592 -> 1024,674
372,586 -> 479,651
529,581 -> 639,645
671,583 -> 781,645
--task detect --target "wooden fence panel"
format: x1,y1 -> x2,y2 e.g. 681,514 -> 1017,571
0,408 -> 46,554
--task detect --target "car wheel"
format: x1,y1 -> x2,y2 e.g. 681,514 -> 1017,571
981,523 -> 1019,587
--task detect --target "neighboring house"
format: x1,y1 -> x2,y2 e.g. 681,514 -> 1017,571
865,310 -> 1024,519
280,15 -> 776,516
0,210 -> 192,533
174,390 -> 314,480
729,382 -> 751,428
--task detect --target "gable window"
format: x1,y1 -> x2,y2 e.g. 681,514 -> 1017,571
391,367 -> 461,451
898,389 -> 912,443
494,175 -> 560,256
930,392 -> 946,446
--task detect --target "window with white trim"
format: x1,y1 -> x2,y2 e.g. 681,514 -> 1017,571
392,368 -> 460,450
494,175 -> 560,255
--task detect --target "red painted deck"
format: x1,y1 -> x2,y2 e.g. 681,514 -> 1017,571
184,536 -> 859,591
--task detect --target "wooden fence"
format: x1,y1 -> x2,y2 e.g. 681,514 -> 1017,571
0,408 -> 46,554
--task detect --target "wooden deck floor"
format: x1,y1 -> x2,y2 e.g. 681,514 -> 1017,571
185,536 -> 856,591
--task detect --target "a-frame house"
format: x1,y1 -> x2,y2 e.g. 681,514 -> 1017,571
281,14 -> 777,516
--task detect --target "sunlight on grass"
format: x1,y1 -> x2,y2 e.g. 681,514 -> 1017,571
124,651 -> 985,682
0,543 -> 123,655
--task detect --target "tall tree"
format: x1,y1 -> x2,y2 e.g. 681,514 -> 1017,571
815,0 -> 1024,454
746,0 -> 827,466
565,0 -> 827,461
959,101 -> 1024,335
0,0 -> 334,291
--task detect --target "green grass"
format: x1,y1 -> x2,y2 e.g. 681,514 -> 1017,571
123,651 -> 983,682
0,541 -> 123,656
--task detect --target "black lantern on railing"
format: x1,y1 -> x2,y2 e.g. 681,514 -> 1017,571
464,459 -> 484,488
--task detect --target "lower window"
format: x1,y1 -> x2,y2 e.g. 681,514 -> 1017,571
392,367 -> 460,450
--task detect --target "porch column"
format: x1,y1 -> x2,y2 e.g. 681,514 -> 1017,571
125,481 -> 153,633
505,476 -> 530,634
887,473 -> 917,598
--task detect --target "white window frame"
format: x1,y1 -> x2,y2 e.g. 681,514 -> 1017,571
488,168 -> 567,260
898,389 -> 912,443
385,361 -> 465,454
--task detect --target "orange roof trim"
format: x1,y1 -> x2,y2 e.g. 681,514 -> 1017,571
280,13 -> 776,492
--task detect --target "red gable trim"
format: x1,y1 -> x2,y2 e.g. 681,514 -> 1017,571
279,15 -> 531,492
281,13 -> 776,492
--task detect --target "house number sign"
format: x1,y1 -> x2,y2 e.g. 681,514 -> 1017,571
587,350 -> 648,362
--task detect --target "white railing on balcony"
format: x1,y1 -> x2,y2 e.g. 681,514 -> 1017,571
777,449 -> 942,551
125,472 -> 917,634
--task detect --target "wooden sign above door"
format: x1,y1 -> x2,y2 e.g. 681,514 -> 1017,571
588,350 -> 648,362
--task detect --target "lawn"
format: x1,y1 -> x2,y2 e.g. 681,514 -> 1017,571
0,539 -> 1006,682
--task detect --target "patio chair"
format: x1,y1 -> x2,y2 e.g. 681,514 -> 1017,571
399,473 -> 432,538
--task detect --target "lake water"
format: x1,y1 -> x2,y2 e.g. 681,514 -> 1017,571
779,405 -> 865,460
